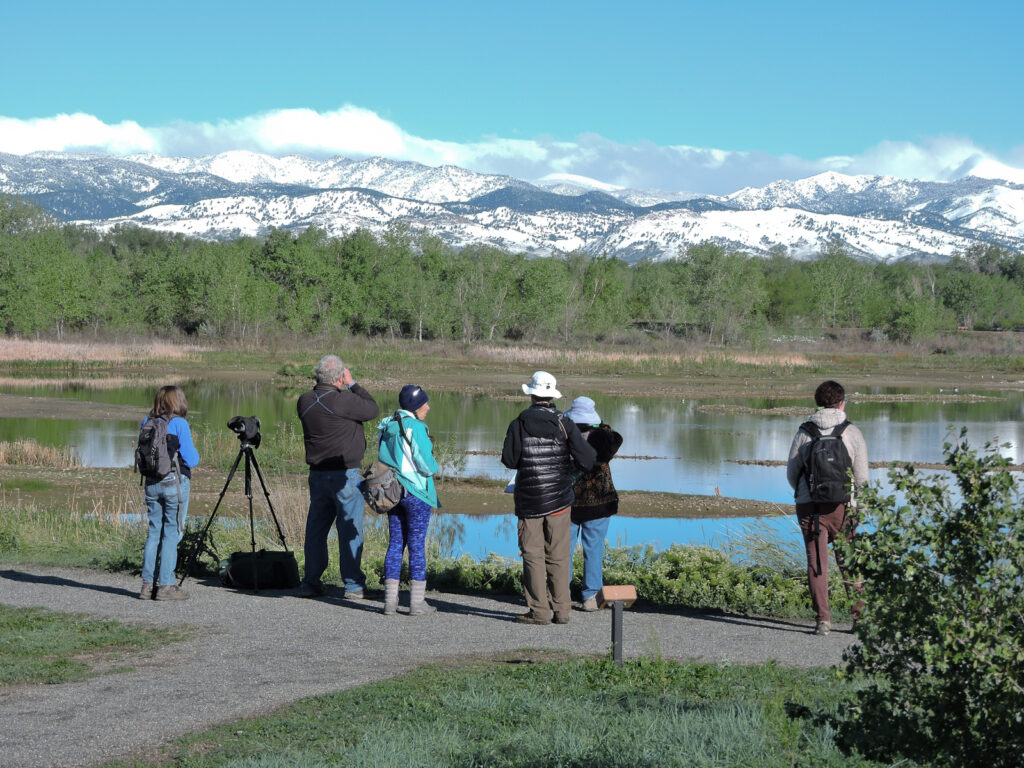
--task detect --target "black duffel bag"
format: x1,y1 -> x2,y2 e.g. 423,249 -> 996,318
219,549 -> 300,590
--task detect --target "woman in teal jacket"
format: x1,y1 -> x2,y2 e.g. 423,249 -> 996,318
377,385 -> 439,615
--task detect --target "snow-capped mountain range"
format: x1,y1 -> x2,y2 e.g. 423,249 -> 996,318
2,150 -> 1022,262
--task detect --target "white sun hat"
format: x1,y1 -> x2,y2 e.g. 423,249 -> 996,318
522,370 -> 561,399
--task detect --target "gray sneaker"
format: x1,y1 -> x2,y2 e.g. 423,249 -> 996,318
580,596 -> 599,612
814,621 -> 831,636
344,589 -> 365,600
154,585 -> 189,601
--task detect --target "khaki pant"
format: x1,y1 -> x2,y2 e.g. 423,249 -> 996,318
518,509 -> 571,619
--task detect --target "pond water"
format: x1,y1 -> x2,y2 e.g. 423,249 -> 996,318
2,378 -> 1022,558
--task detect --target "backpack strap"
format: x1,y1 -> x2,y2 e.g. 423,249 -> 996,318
555,412 -> 569,441
798,421 -> 822,440
379,411 -> 415,466
795,421 -> 821,492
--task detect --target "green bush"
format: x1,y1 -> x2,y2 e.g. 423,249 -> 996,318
420,540 -> 830,620
839,430 -> 1024,767
604,544 -> 813,617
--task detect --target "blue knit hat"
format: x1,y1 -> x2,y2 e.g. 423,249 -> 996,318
399,384 -> 429,412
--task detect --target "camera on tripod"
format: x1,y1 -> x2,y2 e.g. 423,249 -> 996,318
227,416 -> 261,448
179,413 -> 295,592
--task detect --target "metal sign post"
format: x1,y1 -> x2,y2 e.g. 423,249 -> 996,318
597,585 -> 637,667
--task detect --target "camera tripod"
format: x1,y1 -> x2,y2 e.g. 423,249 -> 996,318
177,435 -> 291,592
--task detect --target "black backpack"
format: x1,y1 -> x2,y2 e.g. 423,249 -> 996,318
798,420 -> 853,504
135,415 -> 174,479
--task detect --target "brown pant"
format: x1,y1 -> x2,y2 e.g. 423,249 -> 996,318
518,509 -> 571,619
796,503 -> 863,623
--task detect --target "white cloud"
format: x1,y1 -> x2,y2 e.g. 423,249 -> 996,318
0,113 -> 156,154
1,107 -> 1021,195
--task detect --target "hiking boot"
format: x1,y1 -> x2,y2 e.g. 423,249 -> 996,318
516,612 -> 551,625
344,589 -> 365,600
298,581 -> 325,598
580,596 -> 599,612
382,578 -> 399,616
154,585 -> 189,601
138,581 -> 154,600
553,613 -> 570,625
408,579 -> 435,615
814,621 -> 831,636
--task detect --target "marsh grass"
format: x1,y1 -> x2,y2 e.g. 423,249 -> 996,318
0,337 -> 206,365
0,375 -> 187,390
471,343 -> 812,376
0,604 -> 187,686
104,655 -> 887,768
0,439 -> 82,468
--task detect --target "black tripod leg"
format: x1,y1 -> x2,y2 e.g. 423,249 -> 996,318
245,449 -> 259,594
248,450 -> 290,551
177,447 -> 246,586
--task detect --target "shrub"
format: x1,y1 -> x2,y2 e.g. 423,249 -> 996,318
839,430 -> 1024,767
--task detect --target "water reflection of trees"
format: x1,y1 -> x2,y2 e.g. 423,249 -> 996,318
427,513 -> 466,558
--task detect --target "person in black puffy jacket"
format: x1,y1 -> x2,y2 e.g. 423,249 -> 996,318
502,371 -> 596,625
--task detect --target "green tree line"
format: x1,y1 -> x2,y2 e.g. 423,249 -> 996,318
2,194 -> 1023,343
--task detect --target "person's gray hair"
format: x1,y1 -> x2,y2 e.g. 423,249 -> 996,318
316,354 -> 345,385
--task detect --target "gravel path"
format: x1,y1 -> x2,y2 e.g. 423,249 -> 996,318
0,565 -> 855,768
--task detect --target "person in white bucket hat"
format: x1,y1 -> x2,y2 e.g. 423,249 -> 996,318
502,371 -> 596,624
521,370 -> 561,399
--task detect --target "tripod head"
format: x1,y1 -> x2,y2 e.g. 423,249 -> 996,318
227,415 -> 261,449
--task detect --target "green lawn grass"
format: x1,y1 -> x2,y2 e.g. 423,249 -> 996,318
0,604 -> 188,685
104,654 -> 890,768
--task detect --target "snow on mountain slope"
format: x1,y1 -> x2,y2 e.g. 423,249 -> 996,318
595,207 -> 978,262
9,150 -> 1024,262
88,189 -> 452,239
128,151 -> 521,202
935,186 -> 1024,238
536,174 -> 691,206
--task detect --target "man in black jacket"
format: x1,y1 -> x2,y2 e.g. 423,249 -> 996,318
297,354 -> 379,599
502,371 -> 596,624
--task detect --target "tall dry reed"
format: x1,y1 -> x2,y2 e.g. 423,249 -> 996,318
0,439 -> 82,468
473,344 -> 808,368
0,338 -> 207,363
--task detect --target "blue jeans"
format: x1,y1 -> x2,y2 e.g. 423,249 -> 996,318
142,475 -> 190,586
304,468 -> 366,592
384,495 -> 432,581
570,516 -> 611,600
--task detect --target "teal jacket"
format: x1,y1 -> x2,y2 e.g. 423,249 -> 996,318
376,410 -> 440,508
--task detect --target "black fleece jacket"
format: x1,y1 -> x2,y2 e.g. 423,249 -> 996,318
297,383 -> 379,470
501,402 -> 597,518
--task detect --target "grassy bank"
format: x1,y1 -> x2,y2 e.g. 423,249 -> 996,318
103,654 -> 887,768
0,604 -> 187,685
0,497 -> 850,621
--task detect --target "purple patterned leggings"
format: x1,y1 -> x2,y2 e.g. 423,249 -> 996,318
384,494 -> 432,580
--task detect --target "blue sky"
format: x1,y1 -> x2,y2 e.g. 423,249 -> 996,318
1,0 -> 1022,194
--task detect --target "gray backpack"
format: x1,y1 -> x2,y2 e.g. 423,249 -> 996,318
360,412 -> 412,514
135,416 -> 173,479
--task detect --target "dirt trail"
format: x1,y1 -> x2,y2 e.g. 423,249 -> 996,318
0,564 -> 854,768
